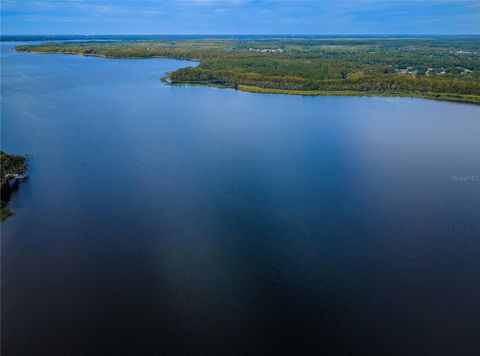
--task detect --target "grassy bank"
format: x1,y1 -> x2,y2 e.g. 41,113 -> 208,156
236,85 -> 480,103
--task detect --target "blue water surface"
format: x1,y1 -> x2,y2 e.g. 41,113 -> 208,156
1,42 -> 479,355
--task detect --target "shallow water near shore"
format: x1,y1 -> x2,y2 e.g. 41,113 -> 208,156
1,42 -> 480,355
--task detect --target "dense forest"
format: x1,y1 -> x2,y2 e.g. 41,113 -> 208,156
16,36 -> 480,103
1,152 -> 27,221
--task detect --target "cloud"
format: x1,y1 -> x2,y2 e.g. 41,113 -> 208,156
2,0 -> 478,35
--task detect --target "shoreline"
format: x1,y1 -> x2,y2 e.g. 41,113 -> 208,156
0,152 -> 28,221
168,81 -> 480,104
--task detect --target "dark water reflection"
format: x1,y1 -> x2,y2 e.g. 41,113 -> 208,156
1,42 -> 480,355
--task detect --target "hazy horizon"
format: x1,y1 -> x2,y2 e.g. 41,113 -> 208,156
2,33 -> 480,37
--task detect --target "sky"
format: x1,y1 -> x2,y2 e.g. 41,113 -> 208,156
1,0 -> 479,35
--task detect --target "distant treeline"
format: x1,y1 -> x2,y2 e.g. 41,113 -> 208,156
15,36 -> 480,103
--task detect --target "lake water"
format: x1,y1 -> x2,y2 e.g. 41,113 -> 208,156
1,42 -> 479,355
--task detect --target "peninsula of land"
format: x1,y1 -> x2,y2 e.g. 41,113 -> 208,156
15,36 -> 480,103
